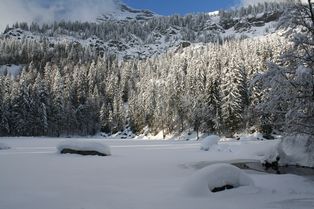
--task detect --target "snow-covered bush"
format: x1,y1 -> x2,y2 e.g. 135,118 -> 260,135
182,163 -> 254,196
57,140 -> 111,156
200,135 -> 220,151
278,135 -> 314,167
264,134 -> 314,168
0,142 -> 10,150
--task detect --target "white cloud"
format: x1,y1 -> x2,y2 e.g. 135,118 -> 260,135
0,0 -> 118,33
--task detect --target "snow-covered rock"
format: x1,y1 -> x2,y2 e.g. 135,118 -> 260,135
57,140 -> 111,156
182,163 -> 254,197
0,142 -> 10,150
200,135 -> 220,151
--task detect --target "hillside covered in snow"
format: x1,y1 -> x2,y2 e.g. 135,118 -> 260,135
0,0 -> 313,145
1,1 -> 287,60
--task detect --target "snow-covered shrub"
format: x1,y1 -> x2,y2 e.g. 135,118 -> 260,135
57,140 -> 111,156
200,135 -> 220,151
182,163 -> 254,196
0,142 -> 10,150
263,134 -> 314,168
277,135 -> 314,167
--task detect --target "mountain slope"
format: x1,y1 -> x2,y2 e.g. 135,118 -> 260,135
0,1 -> 312,139
97,0 -> 156,21
1,1 -> 290,60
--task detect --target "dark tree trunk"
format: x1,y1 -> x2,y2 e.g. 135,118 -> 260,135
308,0 -> 314,24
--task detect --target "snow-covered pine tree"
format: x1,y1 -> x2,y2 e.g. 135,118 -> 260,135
0,77 -> 10,136
221,56 -> 247,136
9,69 -> 33,136
31,73 -> 49,136
51,68 -> 65,136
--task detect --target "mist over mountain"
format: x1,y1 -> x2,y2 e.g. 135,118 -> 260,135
0,0 -> 125,32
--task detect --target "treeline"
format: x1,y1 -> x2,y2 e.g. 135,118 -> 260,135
0,38 -> 97,67
0,34 -> 289,137
125,37 -> 286,137
0,57 -> 125,136
0,0 -> 312,137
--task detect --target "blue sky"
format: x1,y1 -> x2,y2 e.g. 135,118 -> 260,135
123,0 -> 241,15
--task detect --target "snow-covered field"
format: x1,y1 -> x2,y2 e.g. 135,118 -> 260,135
0,137 -> 314,209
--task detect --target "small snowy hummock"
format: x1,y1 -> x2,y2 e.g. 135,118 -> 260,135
0,142 -> 10,150
182,163 -> 254,197
57,140 -> 111,156
0,64 -> 23,79
200,135 -> 220,151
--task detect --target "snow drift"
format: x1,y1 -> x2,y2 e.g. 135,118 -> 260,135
57,140 -> 111,156
0,142 -> 10,150
182,163 -> 254,197
200,135 -> 220,151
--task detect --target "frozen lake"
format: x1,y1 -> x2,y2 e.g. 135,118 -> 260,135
1,137 -> 314,209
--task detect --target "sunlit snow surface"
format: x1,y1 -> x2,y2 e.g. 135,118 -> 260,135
0,137 -> 314,209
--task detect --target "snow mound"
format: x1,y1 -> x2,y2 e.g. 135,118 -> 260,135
272,135 -> 314,168
200,135 -> 220,151
182,163 -> 254,197
0,142 -> 10,150
0,64 -> 23,79
57,140 -> 111,156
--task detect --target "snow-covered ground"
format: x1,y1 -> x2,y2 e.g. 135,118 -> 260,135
0,142 -> 10,150
0,64 -> 23,79
0,137 -> 314,209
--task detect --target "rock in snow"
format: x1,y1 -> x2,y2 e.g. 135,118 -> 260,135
200,135 -> 220,151
0,142 -> 10,150
182,163 -> 254,197
57,140 -> 111,156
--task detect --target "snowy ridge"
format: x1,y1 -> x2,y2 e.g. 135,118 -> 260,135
208,11 -> 219,16
97,1 -> 156,21
1,2 -> 287,60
